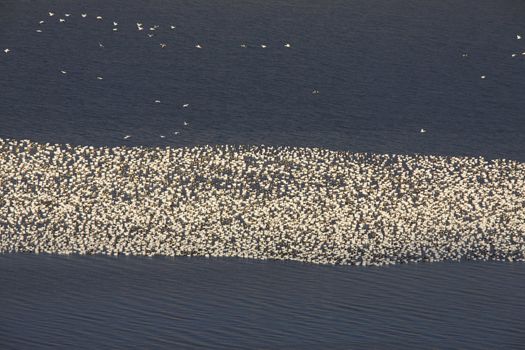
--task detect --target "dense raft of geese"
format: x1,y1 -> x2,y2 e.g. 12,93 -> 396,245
0,138 -> 524,266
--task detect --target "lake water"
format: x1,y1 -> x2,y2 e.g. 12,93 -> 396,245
1,0 -> 525,348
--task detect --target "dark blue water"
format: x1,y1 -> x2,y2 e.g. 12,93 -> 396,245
1,254 -> 524,349
1,0 -> 525,348
1,0 -> 525,159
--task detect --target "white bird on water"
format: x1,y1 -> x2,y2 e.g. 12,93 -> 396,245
97,76 -> 103,80
240,43 -> 247,48
65,13 -> 71,17
284,43 -> 291,48
96,16 -> 103,20
98,42 -> 104,48
183,121 -> 189,126
123,135 -> 131,139
260,44 -> 267,48
160,43 -> 167,48
481,75 -> 486,79
113,28 -> 118,31
113,22 -> 118,26
49,12 -> 54,16
3,48 -> 10,54
170,25 -> 176,30
182,103 -> 189,108
61,70 -> 67,74
155,100 -> 161,103
147,34 -> 154,38
39,20 -> 45,24
512,53 -> 517,57
81,14 -> 87,18
517,34 -> 522,40
174,131 -> 180,135
420,128 -> 426,133
160,135 -> 166,138
195,44 -> 202,49
312,90 -> 320,94
59,18 -> 65,23
36,29 -> 42,33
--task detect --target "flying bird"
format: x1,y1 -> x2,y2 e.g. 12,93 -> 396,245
3,48 -> 10,54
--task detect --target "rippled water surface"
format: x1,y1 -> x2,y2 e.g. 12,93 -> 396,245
1,0 -> 525,348
1,254 -> 524,349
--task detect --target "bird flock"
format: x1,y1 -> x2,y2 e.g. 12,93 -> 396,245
1,138 -> 524,266
1,10 -> 297,141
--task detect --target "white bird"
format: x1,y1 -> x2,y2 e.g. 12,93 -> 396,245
147,34 -> 154,38
481,75 -> 486,79
312,90 -> 320,94
160,43 -> 167,48
183,121 -> 189,126
174,131 -> 180,135
462,53 -> 468,57
260,44 -> 267,48
81,14 -> 87,18
160,135 -> 166,138
3,48 -> 10,54
60,70 -> 67,74
98,42 -> 104,48
65,14 -> 71,17
240,44 -> 247,48
149,27 -> 156,31
512,53 -> 517,57
123,135 -> 131,139
113,22 -> 118,26
59,18 -> 65,22
96,16 -> 102,20
97,76 -> 103,80
195,44 -> 202,49
182,103 -> 189,108
522,52 -> 525,56
284,43 -> 291,48
113,28 -> 118,31
36,29 -> 42,33
39,20 -> 45,24
48,12 -> 54,16
170,25 -> 176,29
420,128 -> 426,133
517,34 -> 522,40
137,22 -> 143,27
155,100 -> 161,103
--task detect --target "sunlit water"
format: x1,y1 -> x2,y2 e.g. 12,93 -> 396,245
1,0 -> 525,347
